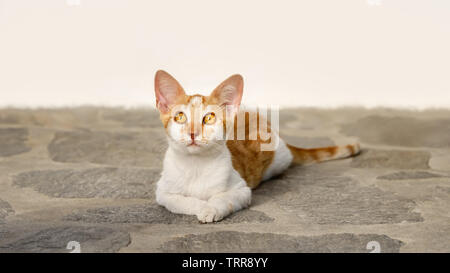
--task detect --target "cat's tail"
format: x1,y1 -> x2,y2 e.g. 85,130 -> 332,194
287,143 -> 361,164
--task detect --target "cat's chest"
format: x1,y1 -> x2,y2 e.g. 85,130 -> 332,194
161,150 -> 231,199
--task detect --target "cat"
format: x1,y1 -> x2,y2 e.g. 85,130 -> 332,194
154,70 -> 360,223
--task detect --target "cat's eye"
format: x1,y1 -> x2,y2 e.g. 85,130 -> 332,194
203,112 -> 216,125
173,112 -> 187,124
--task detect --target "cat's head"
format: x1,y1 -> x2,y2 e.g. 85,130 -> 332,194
154,70 -> 243,155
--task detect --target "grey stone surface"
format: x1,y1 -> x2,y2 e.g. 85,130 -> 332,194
0,199 -> 14,224
258,170 -> 423,225
64,204 -> 273,224
48,130 -> 167,168
0,110 -> 41,125
0,226 -> 130,253
160,231 -> 403,253
350,149 -> 430,169
436,186 -> 450,195
0,128 -> 31,157
377,171 -> 444,180
13,168 -> 159,199
1,107 -> 450,252
429,154 -> 450,171
279,111 -> 301,124
341,115 -> 450,148
279,135 -> 335,149
0,114 -> 19,124
102,109 -> 162,128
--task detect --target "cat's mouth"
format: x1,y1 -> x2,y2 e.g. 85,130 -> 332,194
188,141 -> 199,147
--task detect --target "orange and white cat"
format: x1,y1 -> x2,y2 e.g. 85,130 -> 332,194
154,70 -> 360,223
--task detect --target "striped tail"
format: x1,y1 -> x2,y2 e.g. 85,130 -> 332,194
287,143 -> 361,164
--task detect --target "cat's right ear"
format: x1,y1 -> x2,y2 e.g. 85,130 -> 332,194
209,74 -> 244,118
154,70 -> 186,113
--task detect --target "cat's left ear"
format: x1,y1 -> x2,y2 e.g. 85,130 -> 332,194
154,70 -> 186,113
210,74 -> 244,110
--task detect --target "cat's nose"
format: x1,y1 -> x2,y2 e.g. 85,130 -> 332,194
190,133 -> 197,140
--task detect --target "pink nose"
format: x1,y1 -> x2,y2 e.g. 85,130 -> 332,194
190,133 -> 196,140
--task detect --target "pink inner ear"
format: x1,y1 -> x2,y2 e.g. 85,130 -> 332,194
155,88 -> 170,113
155,71 -> 185,113
156,95 -> 170,113
222,85 -> 243,106
211,74 -> 244,108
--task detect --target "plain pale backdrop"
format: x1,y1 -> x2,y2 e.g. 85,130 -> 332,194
0,0 -> 449,109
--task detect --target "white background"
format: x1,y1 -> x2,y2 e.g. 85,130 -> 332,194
1,0 -> 449,109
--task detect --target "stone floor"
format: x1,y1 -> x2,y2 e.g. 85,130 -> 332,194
0,107 -> 449,253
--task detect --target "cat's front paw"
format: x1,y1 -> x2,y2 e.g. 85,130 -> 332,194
197,206 -> 222,223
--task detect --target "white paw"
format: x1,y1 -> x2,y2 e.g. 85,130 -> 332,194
197,206 -> 222,223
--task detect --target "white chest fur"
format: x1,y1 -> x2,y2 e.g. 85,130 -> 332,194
157,145 -> 242,200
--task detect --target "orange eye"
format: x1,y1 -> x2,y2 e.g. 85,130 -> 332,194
203,112 -> 216,125
174,112 -> 187,124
